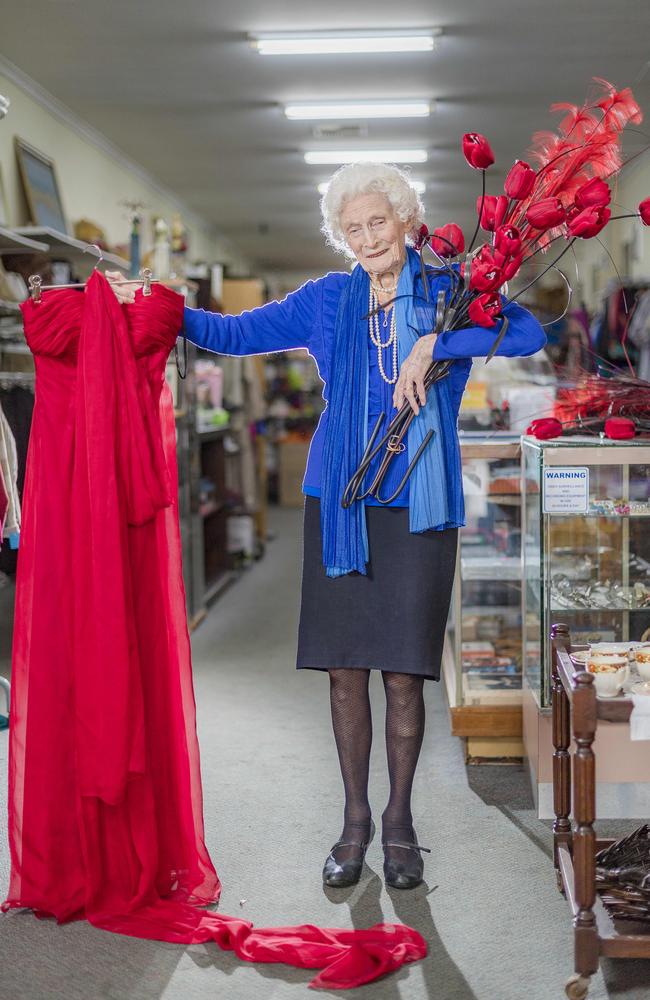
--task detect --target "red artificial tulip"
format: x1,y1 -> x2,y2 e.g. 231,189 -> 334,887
502,253 -> 524,281
504,160 -> 536,200
430,223 -> 465,258
494,225 -> 522,257
413,223 -> 429,250
468,293 -> 502,328
476,194 -> 508,232
526,197 -> 566,230
567,205 -> 611,238
462,132 -> 495,170
574,177 -> 611,210
469,258 -> 504,294
639,198 -> 650,225
527,417 -> 563,440
604,417 -> 636,440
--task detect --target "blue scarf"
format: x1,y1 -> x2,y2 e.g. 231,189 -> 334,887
320,247 -> 464,578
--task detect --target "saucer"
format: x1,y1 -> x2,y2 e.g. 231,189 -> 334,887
569,650 -> 590,666
631,680 -> 650,696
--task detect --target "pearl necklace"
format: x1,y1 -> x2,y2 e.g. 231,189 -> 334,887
370,277 -> 398,295
369,287 -> 398,385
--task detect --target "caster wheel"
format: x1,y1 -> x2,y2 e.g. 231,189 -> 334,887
565,974 -> 590,999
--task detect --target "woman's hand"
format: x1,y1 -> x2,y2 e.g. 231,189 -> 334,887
104,270 -> 139,305
393,333 -> 437,415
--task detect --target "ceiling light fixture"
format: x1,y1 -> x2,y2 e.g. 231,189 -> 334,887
317,180 -> 426,195
305,149 -> 428,165
251,30 -> 439,56
285,100 -> 432,120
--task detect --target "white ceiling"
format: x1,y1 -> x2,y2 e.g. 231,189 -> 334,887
2,1 -> 650,275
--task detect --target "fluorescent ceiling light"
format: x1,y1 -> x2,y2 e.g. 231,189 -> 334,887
305,149 -> 428,165
285,100 -> 432,120
252,30 -> 439,56
317,179 -> 426,195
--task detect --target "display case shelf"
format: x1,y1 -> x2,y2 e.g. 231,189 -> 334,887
445,434 -> 524,758
522,436 -> 650,709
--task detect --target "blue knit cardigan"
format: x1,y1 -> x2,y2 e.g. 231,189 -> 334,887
182,268 -> 546,510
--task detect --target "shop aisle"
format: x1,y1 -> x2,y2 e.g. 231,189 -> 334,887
0,506 -> 647,1000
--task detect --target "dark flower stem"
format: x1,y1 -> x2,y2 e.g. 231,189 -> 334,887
508,238 -> 578,303
467,170 -> 486,254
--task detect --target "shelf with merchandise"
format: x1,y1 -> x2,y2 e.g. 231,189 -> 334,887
522,436 -> 650,710
444,435 -> 525,760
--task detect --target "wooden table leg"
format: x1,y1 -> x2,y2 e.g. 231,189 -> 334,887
572,671 -> 599,980
552,624 -> 572,892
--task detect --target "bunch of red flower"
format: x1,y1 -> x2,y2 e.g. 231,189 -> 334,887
417,80 -> 650,329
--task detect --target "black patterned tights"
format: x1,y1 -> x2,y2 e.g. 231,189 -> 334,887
328,668 -> 426,862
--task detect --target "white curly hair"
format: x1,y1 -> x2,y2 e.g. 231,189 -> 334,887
320,162 -> 425,257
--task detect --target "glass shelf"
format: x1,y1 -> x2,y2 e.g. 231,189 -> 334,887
445,435 -> 524,715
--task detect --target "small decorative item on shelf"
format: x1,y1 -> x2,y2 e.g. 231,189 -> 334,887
129,212 -> 142,279
635,647 -> 650,681
170,213 -> 188,278
119,199 -> 148,278
74,219 -> 109,251
195,360 -> 229,432
152,216 -> 171,280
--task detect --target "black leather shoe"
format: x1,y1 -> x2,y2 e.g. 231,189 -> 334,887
322,821 -> 375,888
382,831 -> 431,890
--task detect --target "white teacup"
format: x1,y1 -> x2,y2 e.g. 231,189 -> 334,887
591,668 -> 626,698
635,647 -> 650,681
588,651 -> 628,674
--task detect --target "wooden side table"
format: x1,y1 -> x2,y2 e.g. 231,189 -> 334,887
551,623 -> 650,999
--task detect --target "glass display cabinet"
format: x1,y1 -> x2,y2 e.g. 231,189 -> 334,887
522,437 -> 650,709
443,434 -> 524,758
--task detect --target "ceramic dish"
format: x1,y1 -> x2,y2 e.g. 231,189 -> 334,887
591,666 -> 626,698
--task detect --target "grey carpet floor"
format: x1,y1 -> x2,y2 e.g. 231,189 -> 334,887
1,506 -> 650,1000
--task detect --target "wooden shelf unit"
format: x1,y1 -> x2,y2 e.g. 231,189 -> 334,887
551,624 -> 650,999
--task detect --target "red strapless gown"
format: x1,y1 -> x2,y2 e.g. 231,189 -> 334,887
2,272 -> 426,989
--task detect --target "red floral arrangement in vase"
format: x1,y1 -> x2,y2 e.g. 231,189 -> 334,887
410,77 -> 650,441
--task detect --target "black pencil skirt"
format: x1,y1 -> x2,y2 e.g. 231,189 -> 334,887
296,496 -> 458,680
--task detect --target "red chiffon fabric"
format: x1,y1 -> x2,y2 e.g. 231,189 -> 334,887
3,272 -> 426,989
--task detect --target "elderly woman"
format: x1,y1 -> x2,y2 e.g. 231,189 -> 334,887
109,163 -> 544,892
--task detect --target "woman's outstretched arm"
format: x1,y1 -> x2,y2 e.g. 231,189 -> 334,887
106,270 -> 320,357
183,280 -> 319,356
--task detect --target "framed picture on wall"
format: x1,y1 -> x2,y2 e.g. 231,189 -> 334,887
14,137 -> 68,233
0,163 -> 9,227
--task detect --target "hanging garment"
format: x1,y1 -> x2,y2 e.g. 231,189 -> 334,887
0,384 -> 35,499
0,403 -> 20,537
3,271 -> 425,990
0,461 -> 8,541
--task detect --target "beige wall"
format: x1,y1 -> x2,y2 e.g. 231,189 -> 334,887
0,64 -> 249,273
